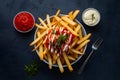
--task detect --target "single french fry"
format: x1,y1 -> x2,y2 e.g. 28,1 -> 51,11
47,53 -> 52,69
32,40 -> 43,52
68,11 -> 73,20
76,40 -> 90,50
68,55 -> 76,61
35,23 -> 48,29
46,14 -> 51,29
30,30 -> 47,46
77,33 -> 91,44
78,25 -> 83,39
38,45 -> 44,60
38,17 -> 48,27
44,54 -> 48,61
63,52 -> 73,72
72,10 -> 80,20
43,45 -> 47,55
70,48 -> 83,55
57,57 -> 64,73
75,24 -> 80,33
70,38 -> 78,48
55,9 -> 61,16
53,53 -> 58,64
61,16 -> 77,26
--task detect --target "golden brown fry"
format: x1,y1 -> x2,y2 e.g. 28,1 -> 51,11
32,40 -> 43,52
35,23 -> 48,29
46,14 -> 51,29
70,48 -> 83,55
72,10 -> 80,20
47,53 -> 52,69
43,44 -> 47,55
75,24 -> 80,34
55,9 -> 61,16
30,30 -> 47,46
39,45 -> 44,60
52,53 -> 58,64
78,25 -> 83,39
44,54 -> 48,61
77,33 -> 91,44
70,38 -> 78,48
38,17 -> 48,27
68,55 -> 76,61
68,11 -> 73,20
76,40 -> 90,50
57,57 -> 64,73
61,16 -> 77,26
63,52 -> 73,72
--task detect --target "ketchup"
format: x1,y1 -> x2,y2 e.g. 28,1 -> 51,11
13,11 -> 35,32
45,27 -> 75,55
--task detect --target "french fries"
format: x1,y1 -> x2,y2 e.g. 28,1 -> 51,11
30,9 -> 91,73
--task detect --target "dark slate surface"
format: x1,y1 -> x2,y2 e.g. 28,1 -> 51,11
0,0 -> 120,80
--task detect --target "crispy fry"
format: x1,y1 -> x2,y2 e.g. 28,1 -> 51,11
32,40 -> 43,52
47,53 -> 52,69
63,52 -> 73,72
35,23 -> 48,29
70,38 -> 78,48
61,16 -> 77,26
53,53 -> 58,64
68,11 -> 73,20
57,57 -> 64,73
39,45 -> 44,60
77,33 -> 91,44
75,25 -> 80,33
70,48 -> 83,55
30,30 -> 47,46
72,10 -> 80,20
46,14 -> 51,29
78,25 -> 83,39
55,9 -> 60,16
38,17 -> 47,27
76,40 -> 90,50
68,55 -> 76,61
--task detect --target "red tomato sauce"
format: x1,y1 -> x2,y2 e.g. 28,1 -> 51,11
45,27 -> 75,55
14,11 -> 34,32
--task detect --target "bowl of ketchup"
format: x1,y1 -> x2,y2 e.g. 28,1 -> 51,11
13,11 -> 35,33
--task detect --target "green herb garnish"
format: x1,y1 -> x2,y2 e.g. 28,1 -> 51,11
92,13 -> 95,21
56,34 -> 67,46
24,61 -> 40,77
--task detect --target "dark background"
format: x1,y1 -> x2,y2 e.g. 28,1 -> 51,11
0,0 -> 120,80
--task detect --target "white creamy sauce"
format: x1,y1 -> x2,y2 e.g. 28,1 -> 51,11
82,9 -> 100,26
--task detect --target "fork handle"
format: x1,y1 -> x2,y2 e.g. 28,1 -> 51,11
78,49 -> 94,75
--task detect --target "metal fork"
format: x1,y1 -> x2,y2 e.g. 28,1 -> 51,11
78,38 -> 103,75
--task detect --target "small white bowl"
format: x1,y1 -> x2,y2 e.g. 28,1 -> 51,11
13,11 -> 35,33
82,8 -> 101,27
34,15 -> 87,67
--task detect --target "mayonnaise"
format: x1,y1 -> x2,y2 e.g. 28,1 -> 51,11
82,8 -> 100,26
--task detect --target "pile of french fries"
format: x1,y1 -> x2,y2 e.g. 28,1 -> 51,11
30,9 -> 91,73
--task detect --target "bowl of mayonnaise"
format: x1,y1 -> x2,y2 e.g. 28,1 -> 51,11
82,8 -> 100,26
